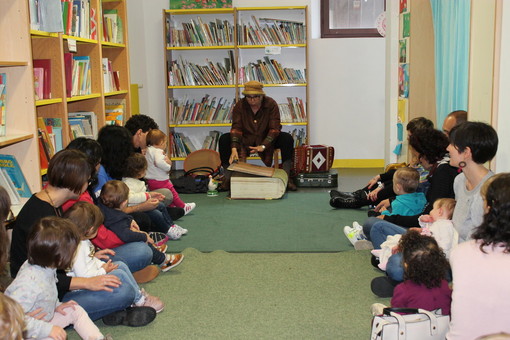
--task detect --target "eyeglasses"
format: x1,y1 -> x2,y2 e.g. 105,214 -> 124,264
245,95 -> 261,99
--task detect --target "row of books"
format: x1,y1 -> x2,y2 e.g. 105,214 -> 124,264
69,111 -> 98,139
168,52 -> 236,86
167,17 -> 234,47
33,59 -> 52,100
61,0 -> 97,39
238,58 -> 306,85
38,117 -> 60,170
103,9 -> 124,44
102,58 -> 121,93
63,54 -> 92,97
169,95 -> 234,124
0,154 -> 32,205
105,98 -> 126,126
237,17 -> 306,45
278,97 -> 307,123
0,73 -> 6,137
171,130 -> 222,157
289,127 -> 306,148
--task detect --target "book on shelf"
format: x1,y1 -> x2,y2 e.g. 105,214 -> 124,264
102,58 -> 121,93
68,111 -> 98,139
33,59 -> 52,99
168,51 -> 235,86
0,73 -> 6,137
0,167 -> 21,205
63,53 -> 73,97
103,9 -> 123,44
71,55 -> 92,96
60,0 -> 95,38
33,68 -> 44,100
168,18 -> 234,47
43,118 -> 63,152
37,117 -> 55,160
239,58 -> 305,84
105,98 -> 125,126
28,0 -> 40,30
0,154 -> 32,198
278,97 -> 306,123
39,0 -> 64,33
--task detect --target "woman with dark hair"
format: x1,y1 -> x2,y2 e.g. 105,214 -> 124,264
9,149 -> 154,325
63,138 -> 157,282
448,173 -> 510,339
331,117 -> 434,209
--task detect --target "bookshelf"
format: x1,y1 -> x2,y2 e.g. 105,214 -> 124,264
28,0 -> 132,172
164,6 -> 309,166
0,0 -> 42,203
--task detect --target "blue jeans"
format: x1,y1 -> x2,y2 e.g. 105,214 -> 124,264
108,242 -> 152,273
370,220 -> 406,249
145,202 -> 173,233
386,252 -> 404,282
362,217 -> 382,240
62,262 -> 138,320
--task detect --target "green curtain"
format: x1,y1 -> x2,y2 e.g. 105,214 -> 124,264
430,0 -> 470,127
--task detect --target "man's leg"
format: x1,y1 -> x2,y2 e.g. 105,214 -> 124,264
274,132 -> 296,191
218,133 -> 233,190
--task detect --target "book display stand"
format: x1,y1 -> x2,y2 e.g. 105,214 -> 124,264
163,6 -> 309,169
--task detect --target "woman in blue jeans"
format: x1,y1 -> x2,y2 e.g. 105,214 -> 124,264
10,150 -> 156,326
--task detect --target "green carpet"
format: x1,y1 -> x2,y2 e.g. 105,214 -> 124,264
69,248 -> 390,340
168,191 -> 369,252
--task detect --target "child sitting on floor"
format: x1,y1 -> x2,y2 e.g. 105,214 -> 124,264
123,153 -> 187,240
98,180 -> 184,272
64,201 -> 164,313
372,198 -> 457,271
371,230 -> 452,315
144,129 -> 196,215
344,167 -> 427,247
5,217 -> 111,340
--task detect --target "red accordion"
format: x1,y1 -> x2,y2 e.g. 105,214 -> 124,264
293,145 -> 334,173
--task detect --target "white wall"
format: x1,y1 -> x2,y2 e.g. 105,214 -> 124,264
127,0 -> 387,162
494,0 -> 510,173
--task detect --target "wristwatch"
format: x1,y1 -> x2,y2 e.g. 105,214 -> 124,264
260,145 -> 266,151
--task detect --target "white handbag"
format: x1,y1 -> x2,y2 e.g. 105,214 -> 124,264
370,308 -> 450,340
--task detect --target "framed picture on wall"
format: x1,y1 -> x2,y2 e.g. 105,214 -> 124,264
169,0 -> 232,10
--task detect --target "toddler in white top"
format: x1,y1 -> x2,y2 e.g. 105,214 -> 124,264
373,198 -> 458,270
144,129 -> 196,215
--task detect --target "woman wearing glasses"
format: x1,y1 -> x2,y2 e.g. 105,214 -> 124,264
218,81 -> 297,191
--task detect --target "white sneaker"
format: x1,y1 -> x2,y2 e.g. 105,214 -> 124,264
166,226 -> 183,240
184,203 -> 196,215
343,225 -> 366,246
173,224 -> 188,235
352,221 -> 363,231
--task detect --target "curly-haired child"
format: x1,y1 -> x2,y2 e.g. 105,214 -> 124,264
371,230 -> 452,316
143,129 -> 196,215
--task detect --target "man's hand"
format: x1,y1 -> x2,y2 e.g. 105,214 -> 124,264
229,148 -> 239,164
248,145 -> 264,154
368,187 -> 382,201
85,275 -> 122,292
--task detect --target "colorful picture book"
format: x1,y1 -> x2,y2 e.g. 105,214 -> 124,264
0,154 -> 32,198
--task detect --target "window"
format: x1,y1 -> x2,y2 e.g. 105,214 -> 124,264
321,0 -> 385,38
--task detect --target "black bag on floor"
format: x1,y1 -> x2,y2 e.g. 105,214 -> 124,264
172,167 -> 213,194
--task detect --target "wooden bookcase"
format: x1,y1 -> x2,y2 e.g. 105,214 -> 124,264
29,0 -> 131,173
163,6 -> 309,167
0,0 -> 42,204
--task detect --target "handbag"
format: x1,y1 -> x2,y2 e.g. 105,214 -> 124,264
370,308 -> 449,340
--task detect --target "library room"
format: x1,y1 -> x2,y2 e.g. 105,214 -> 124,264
1,0 -> 510,338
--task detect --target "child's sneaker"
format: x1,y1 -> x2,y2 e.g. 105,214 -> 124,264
166,226 -> 183,240
148,231 -> 169,246
160,253 -> 184,272
184,202 -> 196,215
155,244 -> 168,253
343,224 -> 366,246
173,224 -> 188,235
136,289 -> 165,313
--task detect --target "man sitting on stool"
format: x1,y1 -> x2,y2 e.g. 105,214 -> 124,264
219,81 -> 297,191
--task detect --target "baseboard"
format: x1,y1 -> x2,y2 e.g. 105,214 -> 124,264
332,159 -> 385,169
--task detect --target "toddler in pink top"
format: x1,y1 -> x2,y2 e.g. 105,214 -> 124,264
144,129 -> 196,215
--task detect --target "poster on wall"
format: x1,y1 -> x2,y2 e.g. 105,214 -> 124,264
399,64 -> 409,98
170,0 -> 232,9
402,13 -> 410,37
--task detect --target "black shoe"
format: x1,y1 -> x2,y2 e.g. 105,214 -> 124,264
168,207 -> 184,221
371,276 -> 400,298
102,307 -> 157,327
329,196 -> 364,209
329,189 -> 342,198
